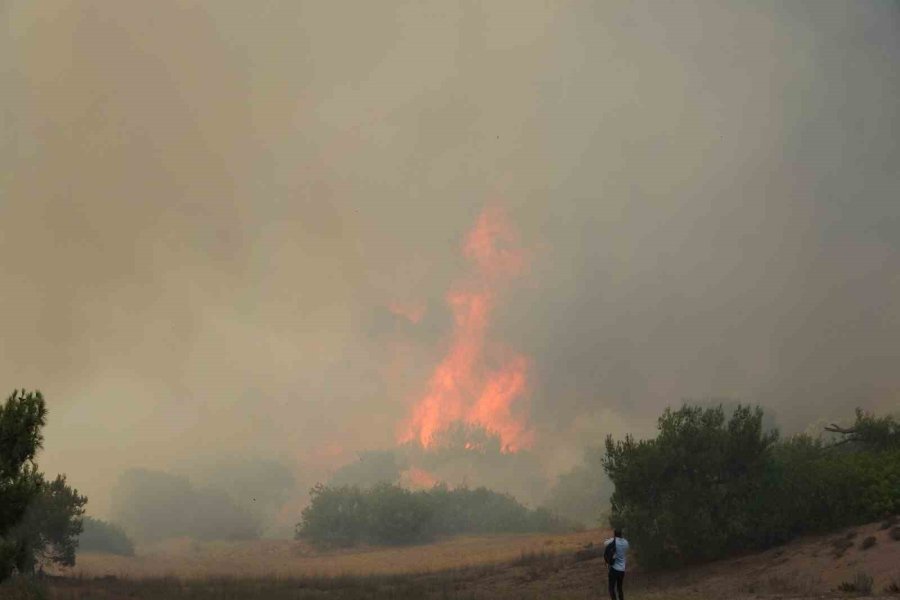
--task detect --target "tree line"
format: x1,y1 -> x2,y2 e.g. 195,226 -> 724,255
296,482 -> 574,547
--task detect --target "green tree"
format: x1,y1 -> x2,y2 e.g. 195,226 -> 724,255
9,474 -> 87,574
0,390 -> 86,579
0,391 -> 49,580
603,404 -> 777,567
825,408 -> 900,450
603,403 -> 900,570
364,483 -> 433,544
296,484 -> 368,548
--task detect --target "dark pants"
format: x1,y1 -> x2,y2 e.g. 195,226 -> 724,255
608,567 -> 625,600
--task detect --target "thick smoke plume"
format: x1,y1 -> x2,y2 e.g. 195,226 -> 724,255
1,1 -> 898,530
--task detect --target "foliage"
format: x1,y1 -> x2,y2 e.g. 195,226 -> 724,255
296,483 -> 572,548
111,469 -> 260,542
603,404 -> 777,567
0,390 -> 86,580
825,409 -> 900,450
837,572 -> 874,594
603,403 -> 900,569
8,474 -> 87,574
78,517 -> 134,556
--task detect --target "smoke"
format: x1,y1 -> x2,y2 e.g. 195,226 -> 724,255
2,0 -> 898,528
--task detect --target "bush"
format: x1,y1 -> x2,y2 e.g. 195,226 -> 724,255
296,483 -> 572,548
837,571 -> 873,594
860,535 -> 877,550
603,404 -> 778,567
890,526 -> 900,541
604,404 -> 900,569
78,517 -> 134,556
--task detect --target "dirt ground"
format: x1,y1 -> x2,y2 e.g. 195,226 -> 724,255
33,520 -> 900,599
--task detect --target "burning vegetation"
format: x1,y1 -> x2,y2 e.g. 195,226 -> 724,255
399,206 -> 534,453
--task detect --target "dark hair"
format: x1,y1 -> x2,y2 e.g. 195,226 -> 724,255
614,529 -> 622,538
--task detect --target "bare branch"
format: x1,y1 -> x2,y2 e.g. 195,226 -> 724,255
824,424 -> 857,435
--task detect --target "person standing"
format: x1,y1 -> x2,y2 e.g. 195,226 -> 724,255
604,528 -> 629,600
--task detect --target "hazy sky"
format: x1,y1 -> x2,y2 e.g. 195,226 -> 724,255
2,0 -> 898,516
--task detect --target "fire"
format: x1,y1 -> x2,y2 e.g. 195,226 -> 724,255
398,206 -> 534,452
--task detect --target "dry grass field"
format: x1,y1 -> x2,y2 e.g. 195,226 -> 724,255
2,521 -> 898,599
68,529 -> 601,579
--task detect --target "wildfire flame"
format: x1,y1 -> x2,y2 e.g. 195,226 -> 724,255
398,206 -> 534,452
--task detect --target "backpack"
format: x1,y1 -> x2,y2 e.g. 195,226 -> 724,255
604,537 -> 617,565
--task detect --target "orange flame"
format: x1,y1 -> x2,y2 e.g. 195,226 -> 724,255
398,206 -> 533,452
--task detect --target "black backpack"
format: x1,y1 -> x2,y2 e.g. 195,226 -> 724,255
604,537 -> 617,565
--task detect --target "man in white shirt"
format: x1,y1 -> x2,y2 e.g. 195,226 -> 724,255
604,529 -> 629,600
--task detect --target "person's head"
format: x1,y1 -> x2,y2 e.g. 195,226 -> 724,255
614,529 -> 622,539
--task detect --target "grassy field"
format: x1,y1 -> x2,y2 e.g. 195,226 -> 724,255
66,529 -> 601,579
2,522 -> 899,599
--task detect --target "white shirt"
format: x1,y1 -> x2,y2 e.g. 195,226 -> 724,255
604,536 -> 629,571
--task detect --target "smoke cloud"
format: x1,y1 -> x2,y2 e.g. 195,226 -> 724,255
1,0 -> 898,523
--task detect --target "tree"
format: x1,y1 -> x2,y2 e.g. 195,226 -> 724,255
78,517 -> 134,556
0,390 -> 86,579
0,390 -> 48,580
603,403 -> 900,570
603,404 -> 777,567
9,474 -> 87,574
825,408 -> 900,450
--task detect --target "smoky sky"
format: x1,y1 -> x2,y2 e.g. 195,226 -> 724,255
2,0 -> 899,516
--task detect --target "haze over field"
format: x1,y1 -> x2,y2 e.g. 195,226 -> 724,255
1,0 -> 898,529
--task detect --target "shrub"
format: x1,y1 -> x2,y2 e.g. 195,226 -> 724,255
890,526 -> 900,541
296,483 -> 571,548
364,484 -> 433,545
603,404 -> 778,567
78,517 -> 134,556
884,579 -> 900,594
604,403 -> 900,569
837,571 -> 873,594
831,536 -> 854,557
860,535 -> 877,550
